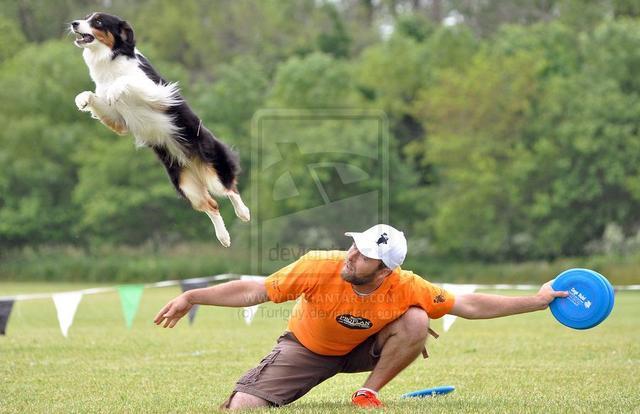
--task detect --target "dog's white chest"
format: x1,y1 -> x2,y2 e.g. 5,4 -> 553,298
87,55 -> 186,164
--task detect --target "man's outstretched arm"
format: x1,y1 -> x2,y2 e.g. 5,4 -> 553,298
154,280 -> 269,328
449,280 -> 569,319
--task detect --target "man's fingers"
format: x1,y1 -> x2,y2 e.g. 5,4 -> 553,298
154,296 -> 190,328
154,303 -> 172,324
161,316 -> 181,329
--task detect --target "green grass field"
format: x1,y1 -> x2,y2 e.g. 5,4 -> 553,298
1,282 -> 639,413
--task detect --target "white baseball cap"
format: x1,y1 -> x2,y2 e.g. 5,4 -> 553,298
345,224 -> 407,269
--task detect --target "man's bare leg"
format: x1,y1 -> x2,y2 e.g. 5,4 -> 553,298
226,392 -> 269,410
362,306 -> 429,391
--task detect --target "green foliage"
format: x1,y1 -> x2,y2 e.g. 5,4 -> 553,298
355,34 -> 430,117
426,25 -> 478,73
191,55 -> 269,170
1,1 -> 640,272
585,18 -> 640,94
132,0 -> 343,73
449,0 -> 559,37
412,50 -> 542,259
354,26 -> 476,151
0,244 -> 246,282
132,0 -> 212,71
514,19 -> 640,257
613,0 -> 640,17
394,13 -> 436,43
557,0 -> 613,32
316,3 -> 352,58
0,40 -> 92,248
0,0 -> 76,41
0,117 -> 81,246
72,137 -> 200,245
269,52 -> 355,108
523,76 -> 640,257
491,22 -> 581,78
0,40 -> 92,122
407,18 -> 640,260
0,16 -> 26,62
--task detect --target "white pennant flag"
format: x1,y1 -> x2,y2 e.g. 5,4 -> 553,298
243,305 -> 260,325
442,284 -> 478,332
241,275 -> 265,325
52,292 -> 83,337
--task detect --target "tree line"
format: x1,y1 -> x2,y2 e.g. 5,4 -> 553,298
1,0 -> 639,262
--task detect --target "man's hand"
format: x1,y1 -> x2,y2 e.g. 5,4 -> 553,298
153,280 -> 270,329
535,280 -> 569,309
154,293 -> 193,328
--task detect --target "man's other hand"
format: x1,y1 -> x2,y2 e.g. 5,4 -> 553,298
154,294 -> 193,328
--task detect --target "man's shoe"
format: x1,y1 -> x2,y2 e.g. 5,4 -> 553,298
352,389 -> 383,408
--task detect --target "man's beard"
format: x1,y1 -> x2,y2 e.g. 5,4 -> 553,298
341,271 -> 375,286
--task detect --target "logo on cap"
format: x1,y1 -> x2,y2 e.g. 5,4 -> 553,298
376,233 -> 389,245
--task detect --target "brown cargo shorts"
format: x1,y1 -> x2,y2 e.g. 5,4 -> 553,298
223,331 -> 381,407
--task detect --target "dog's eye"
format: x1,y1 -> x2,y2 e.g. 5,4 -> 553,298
94,19 -> 102,26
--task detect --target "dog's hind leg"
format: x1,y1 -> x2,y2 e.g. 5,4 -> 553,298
199,163 -> 250,223
179,168 -> 231,247
204,207 -> 231,248
227,187 -> 250,222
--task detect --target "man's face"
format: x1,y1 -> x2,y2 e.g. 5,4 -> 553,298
340,243 -> 384,285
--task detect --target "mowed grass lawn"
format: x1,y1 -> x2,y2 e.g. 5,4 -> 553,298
1,282 -> 639,413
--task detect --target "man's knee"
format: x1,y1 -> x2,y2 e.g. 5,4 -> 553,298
225,392 -> 269,410
397,307 -> 430,343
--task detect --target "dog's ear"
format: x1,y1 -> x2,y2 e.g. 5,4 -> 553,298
119,20 -> 135,47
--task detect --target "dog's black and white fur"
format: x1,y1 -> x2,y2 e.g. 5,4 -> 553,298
71,12 -> 249,247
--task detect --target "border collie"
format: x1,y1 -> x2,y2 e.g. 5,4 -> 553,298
70,12 -> 249,247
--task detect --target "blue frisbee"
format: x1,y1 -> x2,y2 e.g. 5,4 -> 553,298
401,385 -> 455,398
549,268 -> 614,330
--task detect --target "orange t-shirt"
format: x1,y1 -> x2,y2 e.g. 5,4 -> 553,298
264,250 -> 455,356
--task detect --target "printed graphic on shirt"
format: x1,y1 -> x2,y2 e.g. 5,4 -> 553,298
336,314 -> 373,330
433,293 -> 447,303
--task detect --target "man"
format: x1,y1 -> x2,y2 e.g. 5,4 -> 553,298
154,224 -> 568,409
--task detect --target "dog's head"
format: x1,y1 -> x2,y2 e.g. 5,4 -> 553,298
70,12 -> 135,58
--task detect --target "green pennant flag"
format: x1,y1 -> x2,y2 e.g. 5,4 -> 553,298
118,284 -> 144,329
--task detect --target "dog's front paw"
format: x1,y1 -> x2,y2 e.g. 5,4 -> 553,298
75,91 -> 94,111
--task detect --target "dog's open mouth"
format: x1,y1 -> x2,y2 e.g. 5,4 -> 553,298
74,31 -> 95,45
